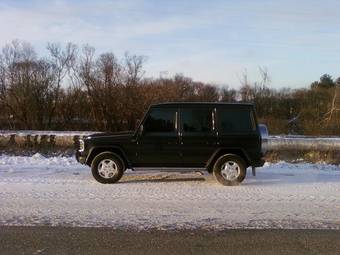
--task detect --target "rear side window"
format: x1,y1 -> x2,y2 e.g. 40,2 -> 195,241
218,108 -> 255,134
181,108 -> 213,133
144,108 -> 176,133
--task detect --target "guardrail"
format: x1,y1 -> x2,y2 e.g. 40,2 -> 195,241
264,136 -> 340,151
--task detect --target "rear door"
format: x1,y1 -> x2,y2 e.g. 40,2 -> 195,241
136,107 -> 180,167
179,106 -> 217,167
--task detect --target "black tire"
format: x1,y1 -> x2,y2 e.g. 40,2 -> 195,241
213,154 -> 247,186
91,152 -> 125,184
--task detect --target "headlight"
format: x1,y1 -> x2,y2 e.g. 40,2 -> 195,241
79,139 -> 85,152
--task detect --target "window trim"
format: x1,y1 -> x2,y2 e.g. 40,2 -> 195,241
250,110 -> 257,131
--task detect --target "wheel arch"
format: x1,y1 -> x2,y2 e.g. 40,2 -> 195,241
206,148 -> 251,173
86,146 -> 131,168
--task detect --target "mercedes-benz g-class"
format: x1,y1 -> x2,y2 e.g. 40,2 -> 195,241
76,102 -> 265,186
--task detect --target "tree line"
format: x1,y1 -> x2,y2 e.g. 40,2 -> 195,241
0,40 -> 339,135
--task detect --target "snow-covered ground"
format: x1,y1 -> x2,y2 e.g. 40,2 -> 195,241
0,154 -> 339,230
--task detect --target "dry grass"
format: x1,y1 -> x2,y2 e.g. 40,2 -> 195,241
265,150 -> 340,165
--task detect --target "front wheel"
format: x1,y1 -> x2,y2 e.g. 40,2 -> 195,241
213,154 -> 247,186
91,152 -> 125,184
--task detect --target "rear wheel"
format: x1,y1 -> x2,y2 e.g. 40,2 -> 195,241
213,154 -> 247,186
91,152 -> 125,184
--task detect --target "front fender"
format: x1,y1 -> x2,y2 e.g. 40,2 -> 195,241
85,146 -> 131,167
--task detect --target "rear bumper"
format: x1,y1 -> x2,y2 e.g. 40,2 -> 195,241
75,151 -> 86,164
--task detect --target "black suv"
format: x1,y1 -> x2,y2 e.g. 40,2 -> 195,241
76,102 -> 264,186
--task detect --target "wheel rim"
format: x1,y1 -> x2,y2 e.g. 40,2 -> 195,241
97,159 -> 118,179
220,161 -> 241,181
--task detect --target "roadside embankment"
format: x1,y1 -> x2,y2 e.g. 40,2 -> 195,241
0,131 -> 340,164
0,131 -> 93,156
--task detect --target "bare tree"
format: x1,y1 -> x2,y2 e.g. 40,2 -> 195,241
46,42 -> 78,127
322,78 -> 340,127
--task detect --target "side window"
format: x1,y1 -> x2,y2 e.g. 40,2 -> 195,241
144,108 -> 176,133
218,108 -> 255,134
181,108 -> 213,133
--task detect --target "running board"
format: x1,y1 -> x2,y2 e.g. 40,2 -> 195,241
133,167 -> 206,172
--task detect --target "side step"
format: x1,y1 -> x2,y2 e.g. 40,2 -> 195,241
133,167 -> 206,172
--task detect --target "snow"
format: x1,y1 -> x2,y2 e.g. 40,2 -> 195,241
0,154 -> 340,230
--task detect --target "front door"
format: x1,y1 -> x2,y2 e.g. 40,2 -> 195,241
136,107 -> 180,167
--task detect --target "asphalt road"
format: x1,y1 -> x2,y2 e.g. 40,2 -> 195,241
0,226 -> 339,255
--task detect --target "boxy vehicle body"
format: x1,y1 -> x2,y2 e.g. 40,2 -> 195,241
76,102 -> 265,185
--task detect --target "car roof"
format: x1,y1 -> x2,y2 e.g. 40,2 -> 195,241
151,102 -> 254,108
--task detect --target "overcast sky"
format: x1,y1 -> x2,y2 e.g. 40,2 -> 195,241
1,0 -> 340,88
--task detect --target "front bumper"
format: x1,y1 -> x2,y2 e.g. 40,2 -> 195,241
75,151 -> 86,164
